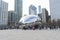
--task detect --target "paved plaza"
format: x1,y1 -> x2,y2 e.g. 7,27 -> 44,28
0,29 -> 60,40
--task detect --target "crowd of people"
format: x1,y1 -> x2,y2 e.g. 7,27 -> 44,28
21,24 -> 60,30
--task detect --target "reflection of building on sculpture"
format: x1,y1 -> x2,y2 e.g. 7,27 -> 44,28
19,15 -> 41,29
19,21 -> 41,29
19,15 -> 41,24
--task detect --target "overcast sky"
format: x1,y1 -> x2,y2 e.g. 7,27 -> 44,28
3,0 -> 50,15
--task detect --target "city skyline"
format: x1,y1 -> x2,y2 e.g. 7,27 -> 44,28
3,0 -> 50,15
0,0 -> 60,29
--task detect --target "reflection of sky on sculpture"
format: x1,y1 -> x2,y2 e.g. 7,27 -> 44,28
3,0 -> 50,15
24,17 -> 37,22
24,18 -> 36,23
19,15 -> 40,23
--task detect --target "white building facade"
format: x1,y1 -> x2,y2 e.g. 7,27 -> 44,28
50,0 -> 60,20
0,0 -> 8,26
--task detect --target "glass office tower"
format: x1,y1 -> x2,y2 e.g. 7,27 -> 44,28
50,0 -> 60,20
0,0 -> 2,19
15,0 -> 22,23
0,0 -> 8,26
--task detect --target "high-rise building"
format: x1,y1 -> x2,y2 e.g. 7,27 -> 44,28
8,11 -> 14,26
0,0 -> 8,26
38,5 -> 42,19
15,0 -> 22,23
0,0 -> 2,19
50,0 -> 60,20
29,5 -> 37,15
0,0 -> 1,4
38,5 -> 41,14
42,8 -> 49,23
38,13 -> 42,20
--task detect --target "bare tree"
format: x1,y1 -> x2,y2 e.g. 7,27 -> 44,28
57,19 -> 60,28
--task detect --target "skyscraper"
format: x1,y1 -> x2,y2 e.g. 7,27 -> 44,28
0,0 -> 1,6
0,0 -> 8,26
29,5 -> 37,15
50,0 -> 60,20
0,0 -> 2,6
42,8 -> 49,23
15,0 -> 22,23
0,0 -> 2,19
38,5 -> 42,19
38,5 -> 41,14
8,11 -> 14,26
